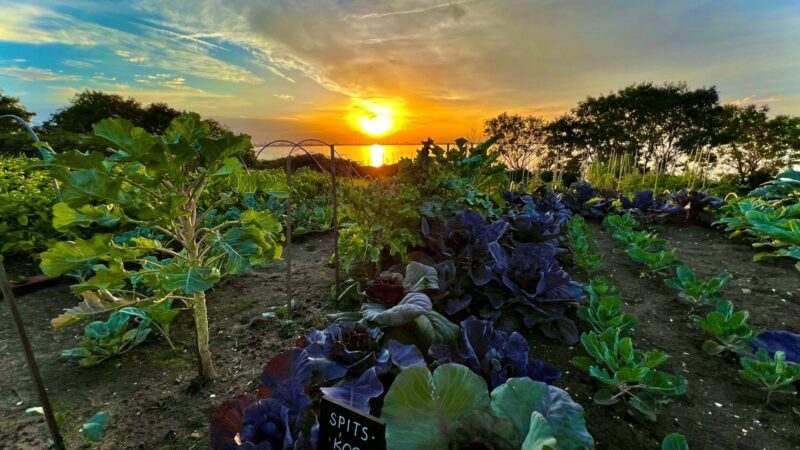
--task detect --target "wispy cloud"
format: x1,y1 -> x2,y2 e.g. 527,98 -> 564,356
115,50 -> 148,63
63,59 -> 94,69
729,96 -> 783,106
0,66 -> 81,81
273,94 -> 294,101
0,2 -> 261,84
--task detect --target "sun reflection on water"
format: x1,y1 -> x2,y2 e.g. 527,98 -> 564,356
369,144 -> 384,167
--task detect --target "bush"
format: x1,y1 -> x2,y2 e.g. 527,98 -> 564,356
0,155 -> 59,256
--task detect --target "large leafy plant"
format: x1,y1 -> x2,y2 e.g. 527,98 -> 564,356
37,114 -> 285,378
571,328 -> 688,420
381,364 -> 593,450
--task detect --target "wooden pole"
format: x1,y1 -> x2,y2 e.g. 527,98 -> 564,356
330,145 -> 340,299
285,156 -> 293,317
0,258 -> 65,449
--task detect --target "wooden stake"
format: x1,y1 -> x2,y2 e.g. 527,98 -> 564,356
0,258 -> 65,449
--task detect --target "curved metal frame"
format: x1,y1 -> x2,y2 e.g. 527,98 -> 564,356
249,139 -> 348,316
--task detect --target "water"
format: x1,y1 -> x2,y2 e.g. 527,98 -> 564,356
253,144 -> 424,167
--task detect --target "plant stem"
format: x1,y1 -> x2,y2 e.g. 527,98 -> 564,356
192,291 -> 218,379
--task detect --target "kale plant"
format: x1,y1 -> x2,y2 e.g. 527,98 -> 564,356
571,328 -> 688,420
739,349 -> 800,404
665,266 -> 732,311
577,278 -> 639,334
61,307 -> 151,367
689,300 -> 759,355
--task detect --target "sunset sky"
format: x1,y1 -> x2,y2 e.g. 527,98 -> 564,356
1,0 -> 799,144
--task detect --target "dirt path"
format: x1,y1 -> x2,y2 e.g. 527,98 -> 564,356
0,233 -> 334,449
531,221 -> 800,450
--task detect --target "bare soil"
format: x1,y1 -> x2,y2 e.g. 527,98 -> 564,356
531,221 -> 800,450
2,224 -> 799,450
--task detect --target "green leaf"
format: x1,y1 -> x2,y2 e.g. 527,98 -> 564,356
58,168 -> 126,207
701,340 -> 726,355
52,202 -> 124,231
210,227 -> 261,274
381,364 -> 489,450
40,234 -> 114,277
414,310 -> 459,346
240,209 -> 282,234
160,263 -> 220,294
93,119 -> 160,163
213,157 -> 244,176
403,261 -> 439,292
166,112 -> 210,144
662,433 -> 690,450
198,134 -> 251,166
490,377 -> 594,449
71,261 -> 129,293
51,290 -> 139,329
522,412 -> 557,450
81,410 -> 110,442
362,293 -> 432,326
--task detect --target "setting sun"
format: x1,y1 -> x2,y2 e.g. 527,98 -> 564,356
347,98 -> 405,139
359,114 -> 393,136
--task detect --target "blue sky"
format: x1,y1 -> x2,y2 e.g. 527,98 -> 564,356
1,0 -> 798,143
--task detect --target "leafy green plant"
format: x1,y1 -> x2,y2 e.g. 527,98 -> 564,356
577,277 -> 639,334
626,247 -> 681,275
381,364 -> 594,450
571,328 -> 688,420
716,178 -> 800,272
566,215 -> 603,271
62,308 -> 151,367
81,410 -> 111,442
602,213 -> 637,232
662,433 -> 689,450
664,266 -> 732,311
689,300 -> 759,355
339,180 -> 422,274
38,114 -> 285,379
612,229 -> 666,251
0,155 -> 59,257
739,349 -> 800,404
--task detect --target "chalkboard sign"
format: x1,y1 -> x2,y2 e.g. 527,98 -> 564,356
318,396 -> 386,450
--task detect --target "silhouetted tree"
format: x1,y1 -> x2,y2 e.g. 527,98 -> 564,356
484,113 -> 550,171
717,104 -> 800,184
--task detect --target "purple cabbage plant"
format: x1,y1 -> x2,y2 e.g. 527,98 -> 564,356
297,321 -> 425,382
429,317 -> 560,389
211,349 -> 317,450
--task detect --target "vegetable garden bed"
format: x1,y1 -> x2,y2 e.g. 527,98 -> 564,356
2,223 -> 798,449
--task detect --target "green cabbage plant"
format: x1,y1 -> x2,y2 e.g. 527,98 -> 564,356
37,114 -> 285,378
381,363 -> 594,449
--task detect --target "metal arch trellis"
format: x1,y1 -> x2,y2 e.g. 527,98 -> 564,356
249,138 -> 365,317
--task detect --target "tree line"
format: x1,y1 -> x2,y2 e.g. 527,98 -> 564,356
0,89 -> 229,157
485,82 -> 800,188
